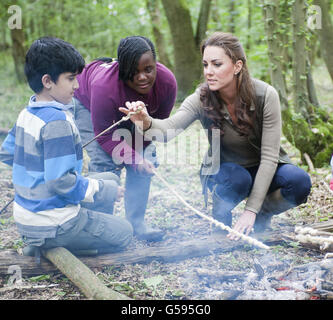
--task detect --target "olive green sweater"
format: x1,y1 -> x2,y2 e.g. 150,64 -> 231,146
143,79 -> 291,213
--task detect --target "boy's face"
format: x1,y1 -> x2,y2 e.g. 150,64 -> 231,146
48,72 -> 79,105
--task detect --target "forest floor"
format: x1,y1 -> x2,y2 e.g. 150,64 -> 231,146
0,120 -> 332,301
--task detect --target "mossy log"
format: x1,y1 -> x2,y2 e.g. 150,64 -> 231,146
42,247 -> 131,300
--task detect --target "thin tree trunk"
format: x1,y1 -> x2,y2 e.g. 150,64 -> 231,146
211,0 -> 221,28
195,0 -> 212,48
229,0 -> 236,33
262,0 -> 289,110
145,0 -> 173,70
246,0 -> 252,50
161,0 -> 202,99
312,0 -> 333,83
10,28 -> 25,83
306,59 -> 320,107
291,0 -> 314,121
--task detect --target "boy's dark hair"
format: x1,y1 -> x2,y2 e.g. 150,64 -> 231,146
24,37 -> 85,93
117,36 -> 156,82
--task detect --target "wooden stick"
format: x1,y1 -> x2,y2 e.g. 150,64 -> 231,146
0,284 -> 59,293
303,152 -> 315,172
152,168 -> 270,250
42,247 -> 131,300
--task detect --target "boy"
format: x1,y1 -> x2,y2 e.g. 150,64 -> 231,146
0,37 -> 133,257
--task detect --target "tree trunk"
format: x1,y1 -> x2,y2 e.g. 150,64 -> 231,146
246,0 -> 252,50
145,0 -> 173,70
262,0 -> 333,167
306,59 -> 320,107
195,0 -> 212,48
312,0 -> 333,83
161,0 -> 202,100
291,0 -> 314,121
228,0 -> 236,33
211,0 -> 222,29
10,28 -> 25,83
262,0 -> 289,110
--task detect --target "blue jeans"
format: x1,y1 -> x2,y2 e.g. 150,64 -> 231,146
208,162 -> 312,213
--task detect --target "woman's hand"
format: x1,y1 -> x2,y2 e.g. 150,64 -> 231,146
119,101 -> 152,131
227,209 -> 256,241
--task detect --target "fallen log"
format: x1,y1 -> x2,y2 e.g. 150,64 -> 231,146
309,220 -> 333,233
294,225 -> 333,252
0,232 -> 284,277
42,247 -> 130,300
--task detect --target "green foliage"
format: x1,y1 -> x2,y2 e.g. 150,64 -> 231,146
0,0 -> 332,167
282,107 -> 333,167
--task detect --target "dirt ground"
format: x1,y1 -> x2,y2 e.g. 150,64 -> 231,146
0,125 -> 332,300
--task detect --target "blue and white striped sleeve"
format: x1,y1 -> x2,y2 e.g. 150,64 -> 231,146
41,120 -> 99,204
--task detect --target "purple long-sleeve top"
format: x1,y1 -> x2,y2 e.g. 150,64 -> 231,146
74,60 -> 177,168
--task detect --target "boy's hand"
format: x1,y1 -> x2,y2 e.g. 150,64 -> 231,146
330,178 -> 333,191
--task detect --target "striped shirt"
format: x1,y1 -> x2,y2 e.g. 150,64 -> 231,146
0,96 -> 99,238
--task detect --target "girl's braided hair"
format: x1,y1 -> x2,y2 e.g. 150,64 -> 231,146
117,36 -> 156,82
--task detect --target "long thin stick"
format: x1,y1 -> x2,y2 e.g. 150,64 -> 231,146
82,113 -> 133,148
0,198 -> 13,215
152,168 -> 270,250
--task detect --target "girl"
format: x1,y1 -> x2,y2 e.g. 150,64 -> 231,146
73,36 -> 177,241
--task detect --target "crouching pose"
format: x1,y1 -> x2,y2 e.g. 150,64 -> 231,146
73,36 -> 177,241
0,37 -> 133,257
120,32 -> 312,240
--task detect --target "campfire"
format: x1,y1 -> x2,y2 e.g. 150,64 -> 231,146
187,221 -> 333,300
190,250 -> 333,300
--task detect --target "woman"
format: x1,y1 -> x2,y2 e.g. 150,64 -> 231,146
120,32 -> 312,240
73,36 -> 177,242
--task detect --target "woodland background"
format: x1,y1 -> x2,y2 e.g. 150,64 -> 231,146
0,0 -> 333,301
0,0 -> 333,167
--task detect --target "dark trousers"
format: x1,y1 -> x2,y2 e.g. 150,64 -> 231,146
208,162 -> 312,213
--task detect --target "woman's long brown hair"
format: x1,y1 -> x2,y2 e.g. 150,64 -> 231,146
200,32 -> 255,135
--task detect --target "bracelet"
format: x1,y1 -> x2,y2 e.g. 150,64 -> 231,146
143,118 -> 152,132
